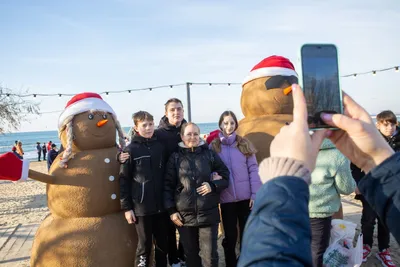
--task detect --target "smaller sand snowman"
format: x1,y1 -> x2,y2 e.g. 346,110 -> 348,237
0,92 -> 137,267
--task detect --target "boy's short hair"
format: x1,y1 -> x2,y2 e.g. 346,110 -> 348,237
132,111 -> 154,126
376,110 -> 397,124
164,98 -> 183,112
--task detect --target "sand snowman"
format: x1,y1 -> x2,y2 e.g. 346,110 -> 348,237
237,56 -> 298,163
0,93 -> 137,266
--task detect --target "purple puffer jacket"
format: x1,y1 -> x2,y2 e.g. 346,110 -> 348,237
211,132 -> 261,203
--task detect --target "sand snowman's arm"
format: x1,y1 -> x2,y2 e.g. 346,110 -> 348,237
28,169 -> 56,184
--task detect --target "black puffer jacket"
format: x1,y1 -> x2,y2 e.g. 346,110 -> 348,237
382,127 -> 400,152
155,116 -> 187,159
164,142 -> 229,227
119,133 -> 166,216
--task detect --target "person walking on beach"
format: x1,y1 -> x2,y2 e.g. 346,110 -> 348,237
42,143 -> 47,161
164,122 -> 230,267
36,142 -> 42,161
47,141 -> 52,152
120,111 -> 168,267
11,146 -> 23,159
16,141 -> 24,158
209,111 -> 261,267
47,144 -> 58,170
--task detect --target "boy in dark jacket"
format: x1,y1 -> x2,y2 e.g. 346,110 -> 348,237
353,110 -> 399,266
119,111 -> 168,267
42,143 -> 47,161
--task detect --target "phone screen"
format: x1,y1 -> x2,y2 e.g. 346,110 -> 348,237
301,44 -> 342,129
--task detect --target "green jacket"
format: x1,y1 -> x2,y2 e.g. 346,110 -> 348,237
308,139 -> 355,218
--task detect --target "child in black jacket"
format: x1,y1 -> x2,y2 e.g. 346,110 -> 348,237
119,111 -> 168,267
353,110 -> 399,267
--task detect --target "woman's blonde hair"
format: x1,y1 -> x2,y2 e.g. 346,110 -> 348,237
210,111 -> 257,157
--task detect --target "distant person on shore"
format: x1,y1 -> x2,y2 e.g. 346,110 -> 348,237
16,141 -> 24,159
42,143 -> 47,161
46,141 -> 52,152
36,142 -> 42,161
11,146 -> 23,159
47,144 -> 58,170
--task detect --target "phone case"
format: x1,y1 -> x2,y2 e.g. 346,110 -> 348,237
297,43 -> 344,131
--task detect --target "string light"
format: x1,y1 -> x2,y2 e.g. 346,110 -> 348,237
0,64 -> 398,98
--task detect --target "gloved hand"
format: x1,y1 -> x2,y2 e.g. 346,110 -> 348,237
0,152 -> 29,182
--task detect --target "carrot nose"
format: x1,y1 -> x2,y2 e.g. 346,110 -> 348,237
283,86 -> 292,95
97,119 -> 108,127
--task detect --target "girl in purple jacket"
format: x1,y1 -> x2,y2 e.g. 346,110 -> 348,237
210,111 -> 261,267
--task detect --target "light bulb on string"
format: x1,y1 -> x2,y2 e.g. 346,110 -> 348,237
353,74 -> 357,79
33,94 -> 37,98
128,90 -> 131,94
149,88 -> 152,92
58,94 -> 62,98
228,83 -> 231,87
169,85 -> 173,90
372,71 -> 376,76
209,83 -> 212,87
105,92 -> 109,97
396,66 -> 399,72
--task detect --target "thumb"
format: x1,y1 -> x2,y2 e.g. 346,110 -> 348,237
321,113 -> 359,133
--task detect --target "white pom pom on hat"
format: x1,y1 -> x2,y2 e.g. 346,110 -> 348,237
243,55 -> 298,85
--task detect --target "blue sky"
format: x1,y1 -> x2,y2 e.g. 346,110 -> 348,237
0,0 -> 399,132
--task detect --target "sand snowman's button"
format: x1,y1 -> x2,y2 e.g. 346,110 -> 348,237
109,176 -> 115,181
111,194 -> 116,200
104,158 -> 110,163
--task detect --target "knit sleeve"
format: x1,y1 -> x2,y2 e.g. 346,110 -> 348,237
334,153 -> 356,195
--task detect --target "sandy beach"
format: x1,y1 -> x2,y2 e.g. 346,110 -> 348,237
0,161 -> 398,266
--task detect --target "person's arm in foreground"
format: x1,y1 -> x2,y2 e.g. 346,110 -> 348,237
239,85 -> 327,267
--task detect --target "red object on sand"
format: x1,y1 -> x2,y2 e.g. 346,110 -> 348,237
0,152 -> 29,182
206,130 -> 220,144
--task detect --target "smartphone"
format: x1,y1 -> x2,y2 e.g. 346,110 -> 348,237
299,44 -> 343,130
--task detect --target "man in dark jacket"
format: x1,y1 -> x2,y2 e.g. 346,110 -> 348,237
36,142 -> 42,161
42,143 -> 47,161
119,111 -> 168,267
155,98 -> 187,267
47,144 -> 58,170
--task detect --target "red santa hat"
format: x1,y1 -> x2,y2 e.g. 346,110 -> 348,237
58,92 -> 116,130
243,55 -> 297,85
0,152 -> 29,182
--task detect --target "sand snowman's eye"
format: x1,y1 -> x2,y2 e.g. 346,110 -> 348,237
102,114 -> 107,119
88,114 -> 94,120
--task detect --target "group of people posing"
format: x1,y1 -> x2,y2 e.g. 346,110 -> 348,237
117,95 -> 400,267
118,98 -> 261,267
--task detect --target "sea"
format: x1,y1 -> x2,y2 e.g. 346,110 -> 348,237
0,123 -> 219,161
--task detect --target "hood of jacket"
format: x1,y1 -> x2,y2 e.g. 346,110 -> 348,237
178,140 -> 207,153
131,131 -> 158,144
158,116 -> 187,131
219,132 -> 237,146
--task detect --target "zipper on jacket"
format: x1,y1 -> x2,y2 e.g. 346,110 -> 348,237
227,145 -> 237,200
140,182 -> 145,203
